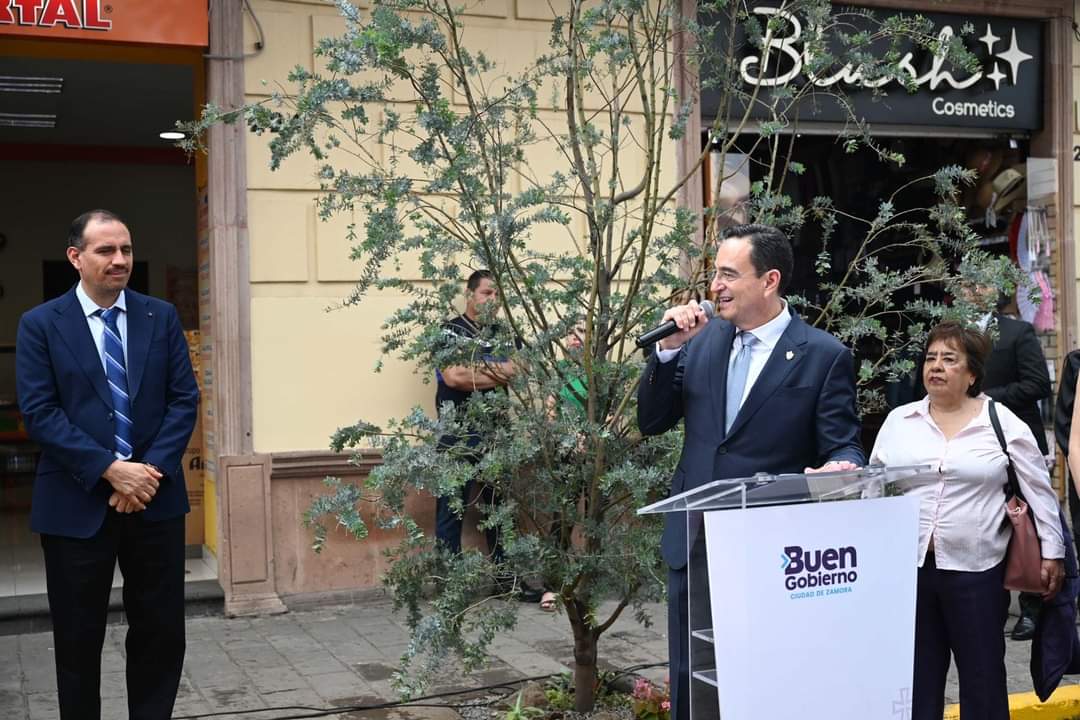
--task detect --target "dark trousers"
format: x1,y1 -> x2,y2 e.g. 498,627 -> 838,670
435,476 -> 503,562
1018,590 -> 1042,619
1069,475 -> 1080,563
667,532 -> 717,720
41,512 -> 186,720
913,556 -> 1009,720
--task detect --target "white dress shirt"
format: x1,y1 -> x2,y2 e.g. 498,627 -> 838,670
870,395 -> 1064,571
75,282 -> 128,372
657,301 -> 792,412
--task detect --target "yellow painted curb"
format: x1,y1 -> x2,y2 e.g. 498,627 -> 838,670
944,685 -> 1080,719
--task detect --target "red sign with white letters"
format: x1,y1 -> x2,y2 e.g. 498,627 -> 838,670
0,0 -> 208,47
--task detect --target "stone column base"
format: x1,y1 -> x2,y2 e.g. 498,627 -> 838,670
217,453 -> 287,616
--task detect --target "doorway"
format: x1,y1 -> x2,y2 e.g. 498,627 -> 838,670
0,44 -> 211,599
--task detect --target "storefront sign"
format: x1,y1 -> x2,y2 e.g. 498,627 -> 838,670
702,4 -> 1043,131
0,0 -> 207,47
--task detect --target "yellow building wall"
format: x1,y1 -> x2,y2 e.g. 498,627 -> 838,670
243,0 -> 674,453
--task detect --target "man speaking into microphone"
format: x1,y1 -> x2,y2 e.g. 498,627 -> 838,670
637,223 -> 864,720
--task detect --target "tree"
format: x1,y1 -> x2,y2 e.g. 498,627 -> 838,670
183,0 -> 1013,711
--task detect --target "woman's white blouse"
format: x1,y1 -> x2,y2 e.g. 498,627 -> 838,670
870,396 -> 1064,571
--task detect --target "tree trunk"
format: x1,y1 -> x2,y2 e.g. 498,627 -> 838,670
572,621 -> 598,712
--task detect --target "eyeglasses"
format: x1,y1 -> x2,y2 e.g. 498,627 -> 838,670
707,267 -> 762,284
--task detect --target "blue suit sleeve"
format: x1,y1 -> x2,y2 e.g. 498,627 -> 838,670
637,347 -> 686,436
15,313 -> 115,491
142,305 -> 200,479
816,346 -> 865,466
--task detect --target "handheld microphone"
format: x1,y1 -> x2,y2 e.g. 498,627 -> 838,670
635,300 -> 715,349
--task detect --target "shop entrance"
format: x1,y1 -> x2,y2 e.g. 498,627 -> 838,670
0,42 -> 211,600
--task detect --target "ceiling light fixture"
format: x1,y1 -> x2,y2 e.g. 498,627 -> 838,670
159,130 -> 186,140
0,111 -> 56,128
0,75 -> 63,94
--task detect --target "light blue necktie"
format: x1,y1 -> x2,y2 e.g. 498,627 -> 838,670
99,307 -> 133,459
725,331 -> 756,434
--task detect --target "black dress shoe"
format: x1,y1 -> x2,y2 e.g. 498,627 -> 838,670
1010,615 -> 1036,641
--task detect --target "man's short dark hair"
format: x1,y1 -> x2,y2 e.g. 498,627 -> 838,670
720,223 -> 794,294
926,321 -> 991,397
68,209 -> 126,251
466,269 -> 494,291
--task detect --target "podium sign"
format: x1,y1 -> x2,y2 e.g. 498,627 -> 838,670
703,495 -> 920,719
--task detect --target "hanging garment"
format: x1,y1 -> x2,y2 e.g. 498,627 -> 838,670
1033,270 -> 1055,333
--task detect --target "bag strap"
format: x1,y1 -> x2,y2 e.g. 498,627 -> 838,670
988,399 -> 1022,500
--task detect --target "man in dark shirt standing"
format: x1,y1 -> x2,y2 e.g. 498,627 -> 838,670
434,270 -> 537,602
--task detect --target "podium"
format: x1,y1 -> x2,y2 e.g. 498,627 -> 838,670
638,464 -> 938,720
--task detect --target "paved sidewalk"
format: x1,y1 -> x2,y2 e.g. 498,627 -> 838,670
1,596 -> 1077,719
0,597 -> 670,720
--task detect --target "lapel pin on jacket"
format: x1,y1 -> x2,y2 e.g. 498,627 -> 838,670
786,350 -> 795,360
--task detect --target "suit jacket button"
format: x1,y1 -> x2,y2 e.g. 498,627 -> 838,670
717,447 -> 727,455
107,412 -> 114,420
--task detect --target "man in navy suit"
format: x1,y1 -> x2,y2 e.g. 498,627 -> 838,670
638,224 -> 864,720
16,209 -> 199,720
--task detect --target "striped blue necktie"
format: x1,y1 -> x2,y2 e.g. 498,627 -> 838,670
99,307 -> 132,459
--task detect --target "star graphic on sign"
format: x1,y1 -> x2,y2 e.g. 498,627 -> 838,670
986,62 -> 1006,90
996,28 -> 1033,85
979,23 -> 1000,54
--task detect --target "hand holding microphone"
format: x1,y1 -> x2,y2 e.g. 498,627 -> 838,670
636,300 -> 715,350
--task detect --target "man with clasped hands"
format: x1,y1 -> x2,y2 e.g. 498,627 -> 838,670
16,210 -> 199,720
637,223 -> 864,720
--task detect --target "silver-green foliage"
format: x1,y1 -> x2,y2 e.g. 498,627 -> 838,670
182,0 -> 1014,710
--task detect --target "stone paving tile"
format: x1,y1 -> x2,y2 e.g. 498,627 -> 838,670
0,664 -> 21,689
184,661 -> 247,689
183,638 -> 234,663
258,619 -> 318,638
174,676 -> 203,706
303,617 -> 365,644
338,706 -> 463,720
245,664 -> 313,694
346,618 -> 411,643
324,638 -> 389,665
200,684 -> 267,711
307,669 -> 376,702
354,661 -> 398,683
290,650 -> 352,677
362,679 -> 402,702
99,650 -> 125,672
98,671 -> 126,698
100,696 -> 127,717
169,698 -> 215,719
20,663 -> 55,696
0,687 -> 27,717
258,686 -> 327,708
25,692 -> 59,720
228,644 -> 292,669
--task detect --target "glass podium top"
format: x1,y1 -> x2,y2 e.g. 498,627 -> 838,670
636,464 -> 936,515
